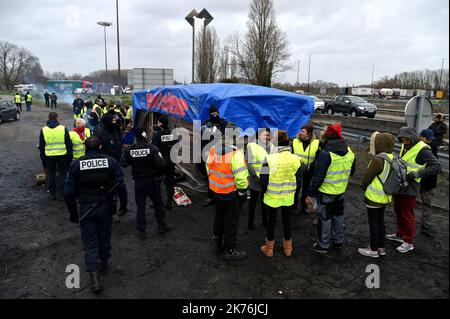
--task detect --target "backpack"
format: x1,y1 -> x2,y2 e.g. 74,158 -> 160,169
375,153 -> 409,195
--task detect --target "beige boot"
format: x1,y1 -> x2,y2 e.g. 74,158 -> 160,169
260,240 -> 275,257
283,239 -> 293,257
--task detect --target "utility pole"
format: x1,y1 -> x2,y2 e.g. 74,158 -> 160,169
296,60 -> 300,91
116,0 -> 121,81
307,54 -> 311,94
371,65 -> 375,88
439,58 -> 444,90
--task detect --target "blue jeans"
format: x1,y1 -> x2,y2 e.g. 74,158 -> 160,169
316,193 -> 345,249
79,203 -> 113,272
134,177 -> 166,232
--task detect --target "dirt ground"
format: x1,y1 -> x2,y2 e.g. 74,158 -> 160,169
0,102 -> 448,299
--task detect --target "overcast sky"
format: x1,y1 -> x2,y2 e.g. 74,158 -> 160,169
1,0 -> 448,86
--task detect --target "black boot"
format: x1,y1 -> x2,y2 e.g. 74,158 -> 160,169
223,248 -> 247,261
158,223 -> 172,234
99,260 -> 109,274
89,272 -> 102,293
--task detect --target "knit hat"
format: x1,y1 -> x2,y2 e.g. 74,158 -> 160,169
158,114 -> 169,128
420,129 -> 436,141
209,105 -> 219,115
326,123 -> 343,139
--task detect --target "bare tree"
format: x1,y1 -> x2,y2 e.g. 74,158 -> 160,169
196,26 -> 220,83
226,0 -> 290,87
0,41 -> 41,90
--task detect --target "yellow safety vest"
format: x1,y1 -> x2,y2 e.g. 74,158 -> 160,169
247,142 -> 273,177
400,141 -> 429,183
26,94 -> 32,102
365,153 -> 394,205
318,147 -> 355,195
69,128 -> 91,159
263,150 -> 302,208
293,138 -> 320,166
43,125 -> 67,156
125,108 -> 133,120
15,95 -> 21,103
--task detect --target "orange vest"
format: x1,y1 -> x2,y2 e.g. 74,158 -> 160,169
207,147 -> 237,194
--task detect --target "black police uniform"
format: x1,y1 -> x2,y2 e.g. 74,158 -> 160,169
64,150 -> 127,290
152,126 -> 178,209
121,135 -> 171,235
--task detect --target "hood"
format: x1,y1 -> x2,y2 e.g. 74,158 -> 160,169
101,114 -> 116,131
398,127 -> 419,144
370,132 -> 395,155
324,138 -> 349,156
46,120 -> 60,129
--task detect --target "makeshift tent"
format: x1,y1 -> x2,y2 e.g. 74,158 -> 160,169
132,83 -> 314,137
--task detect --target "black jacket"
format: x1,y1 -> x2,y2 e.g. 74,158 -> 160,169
420,141 -> 439,192
93,123 -> 123,162
307,139 -> 355,197
120,139 -> 166,179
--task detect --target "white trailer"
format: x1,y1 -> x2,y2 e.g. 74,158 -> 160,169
351,87 -> 373,96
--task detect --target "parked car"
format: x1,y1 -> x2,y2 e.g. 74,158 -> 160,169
0,100 -> 20,124
324,95 -> 377,118
310,96 -> 325,112
122,87 -> 132,94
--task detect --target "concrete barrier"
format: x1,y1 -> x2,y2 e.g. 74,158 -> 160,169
311,113 -> 405,135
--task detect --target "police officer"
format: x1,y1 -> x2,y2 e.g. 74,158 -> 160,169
152,115 -> 178,209
121,127 -> 172,238
64,136 -> 128,293
206,123 -> 249,260
14,92 -> 22,111
38,112 -> 73,200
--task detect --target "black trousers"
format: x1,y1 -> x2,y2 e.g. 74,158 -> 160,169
248,189 -> 268,227
163,163 -> 175,204
51,101 -> 57,109
134,177 -> 166,232
266,206 -> 292,241
46,156 -> 69,196
294,168 -> 312,212
45,99 -> 50,108
214,196 -> 239,251
16,103 -> 22,111
367,206 -> 386,251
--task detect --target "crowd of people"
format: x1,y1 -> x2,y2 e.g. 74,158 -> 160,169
36,101 -> 444,293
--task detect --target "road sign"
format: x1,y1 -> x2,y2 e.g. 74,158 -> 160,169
404,96 -> 433,133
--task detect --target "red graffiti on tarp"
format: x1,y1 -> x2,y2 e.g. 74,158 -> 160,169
146,92 -> 189,117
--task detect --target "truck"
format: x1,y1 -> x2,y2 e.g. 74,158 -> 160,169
351,87 -> 373,96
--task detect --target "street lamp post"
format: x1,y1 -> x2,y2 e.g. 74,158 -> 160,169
439,58 -> 445,90
307,54 -> 312,94
185,10 -> 198,84
97,21 -> 112,91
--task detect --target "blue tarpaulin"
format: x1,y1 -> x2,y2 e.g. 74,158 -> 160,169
132,83 -> 314,137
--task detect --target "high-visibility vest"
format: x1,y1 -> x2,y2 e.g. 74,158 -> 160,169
26,94 -> 32,102
293,138 -> 320,166
263,150 -> 301,208
400,141 -> 429,183
42,125 -> 67,156
69,128 -> 91,159
318,147 -> 355,195
14,95 -> 21,103
206,146 -> 248,194
365,153 -> 394,205
247,142 -> 273,177
125,108 -> 133,120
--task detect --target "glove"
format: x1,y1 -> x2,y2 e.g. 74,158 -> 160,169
407,172 -> 418,182
69,213 -> 79,224
238,189 -> 248,202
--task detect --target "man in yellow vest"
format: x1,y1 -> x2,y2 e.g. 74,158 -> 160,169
246,128 -> 274,230
358,132 -> 395,258
305,124 -> 355,253
260,131 -> 303,257
38,112 -> 73,200
292,123 -> 320,215
25,91 -> 32,112
206,123 -> 249,260
69,118 -> 92,159
14,92 -> 22,112
386,127 -> 441,253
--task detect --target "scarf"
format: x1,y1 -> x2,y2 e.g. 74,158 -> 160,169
72,127 -> 86,140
